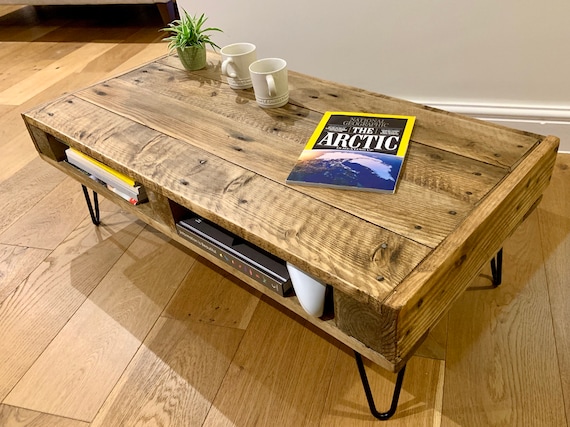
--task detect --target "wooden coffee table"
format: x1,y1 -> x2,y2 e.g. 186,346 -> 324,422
23,51 -> 559,419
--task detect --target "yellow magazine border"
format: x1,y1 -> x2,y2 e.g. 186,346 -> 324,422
305,111 -> 416,157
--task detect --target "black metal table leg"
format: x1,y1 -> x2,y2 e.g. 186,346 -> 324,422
490,247 -> 503,287
354,351 -> 406,420
82,184 -> 100,226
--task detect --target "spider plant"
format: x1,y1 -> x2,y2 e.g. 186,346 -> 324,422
160,10 -> 222,52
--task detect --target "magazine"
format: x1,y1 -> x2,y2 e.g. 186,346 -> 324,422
286,112 -> 416,193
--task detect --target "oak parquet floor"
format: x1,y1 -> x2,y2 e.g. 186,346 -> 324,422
0,5 -> 568,426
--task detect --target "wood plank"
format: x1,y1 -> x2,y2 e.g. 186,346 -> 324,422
0,8 -> 60,43
0,243 -> 50,304
75,77 -> 311,176
91,316 -> 244,427
204,295 -> 441,425
3,10 -> 568,424
25,97 -> 431,303
4,227 -> 195,421
38,153 -> 178,235
0,105 -> 33,153
164,257 -> 260,330
414,314 -> 448,361
0,156 -> 66,235
0,133 -> 40,183
537,153 -> 570,419
385,136 -> 559,367
0,404 -> 89,427
112,63 -> 507,245
0,212 -> 143,401
203,298 -> 339,426
115,60 -> 321,146
0,176 -> 96,250
78,28 -> 163,75
39,87 -> 470,247
0,42 -> 83,92
442,211 -> 566,426
106,42 -> 166,77
0,42 -> 118,105
116,60 -> 509,203
161,52 -> 541,169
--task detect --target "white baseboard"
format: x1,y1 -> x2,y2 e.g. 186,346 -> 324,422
416,101 -> 570,153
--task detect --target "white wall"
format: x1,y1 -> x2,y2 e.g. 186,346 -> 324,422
178,0 -> 570,151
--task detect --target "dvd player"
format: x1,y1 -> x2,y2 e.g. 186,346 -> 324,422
176,213 -> 292,296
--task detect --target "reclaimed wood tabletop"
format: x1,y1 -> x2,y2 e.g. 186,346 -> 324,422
23,51 -> 559,372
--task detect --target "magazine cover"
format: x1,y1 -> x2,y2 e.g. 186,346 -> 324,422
286,112 -> 416,193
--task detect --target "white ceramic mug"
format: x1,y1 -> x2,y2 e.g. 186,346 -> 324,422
249,58 -> 289,108
220,43 -> 257,89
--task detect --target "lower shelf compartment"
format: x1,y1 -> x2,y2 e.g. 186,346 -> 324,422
176,211 -> 293,297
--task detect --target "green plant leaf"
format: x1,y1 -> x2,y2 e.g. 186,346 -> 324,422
160,9 -> 223,52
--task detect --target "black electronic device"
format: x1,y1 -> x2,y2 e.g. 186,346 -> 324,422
176,213 -> 292,296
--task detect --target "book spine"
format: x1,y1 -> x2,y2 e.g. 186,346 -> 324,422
68,148 -> 135,186
66,149 -> 141,196
106,183 -> 140,205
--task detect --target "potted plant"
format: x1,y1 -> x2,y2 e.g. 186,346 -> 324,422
160,10 -> 222,71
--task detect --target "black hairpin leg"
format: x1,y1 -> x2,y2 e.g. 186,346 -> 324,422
82,185 -> 100,226
490,248 -> 503,287
354,351 -> 406,420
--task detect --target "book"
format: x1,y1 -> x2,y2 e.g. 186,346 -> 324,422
65,148 -> 148,204
286,112 -> 416,193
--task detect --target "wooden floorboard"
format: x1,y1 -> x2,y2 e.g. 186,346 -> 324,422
91,316 -> 244,427
0,404 -> 89,427
0,4 -> 568,426
538,155 -> 570,423
163,259 -> 261,330
442,210 -> 566,426
0,243 -> 50,304
4,227 -> 195,421
0,212 -> 143,401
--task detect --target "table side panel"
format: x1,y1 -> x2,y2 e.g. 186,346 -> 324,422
389,136 -> 559,364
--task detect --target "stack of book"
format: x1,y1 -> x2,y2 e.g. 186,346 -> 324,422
65,148 -> 148,205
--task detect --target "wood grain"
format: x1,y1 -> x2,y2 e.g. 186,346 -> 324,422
0,404 -> 89,427
537,155 -> 570,420
386,136 -> 559,367
0,177 -> 97,250
442,212 -> 566,426
25,96 -> 430,302
0,212 -> 143,400
161,52 -> 541,169
164,257 -> 260,330
203,299 -> 339,427
0,244 -> 50,304
4,227 -> 195,421
76,69 -> 498,247
0,157 -> 66,235
0,42 -> 118,105
91,316 -> 244,427
0,41 -> 82,93
23,50 -> 560,371
3,7 -> 570,425
322,351 -> 445,426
